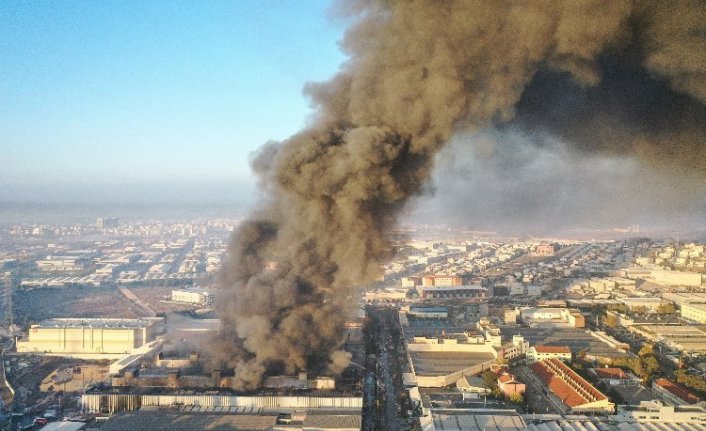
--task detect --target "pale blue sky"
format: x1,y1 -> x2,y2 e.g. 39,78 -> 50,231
0,1 -> 346,203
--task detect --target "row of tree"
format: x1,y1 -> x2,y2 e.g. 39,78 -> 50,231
674,369 -> 706,394
611,344 -> 660,381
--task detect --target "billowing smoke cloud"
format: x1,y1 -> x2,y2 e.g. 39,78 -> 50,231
413,129 -> 706,233
215,0 -> 706,389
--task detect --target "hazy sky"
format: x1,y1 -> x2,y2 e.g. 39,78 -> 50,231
1,1 -> 345,203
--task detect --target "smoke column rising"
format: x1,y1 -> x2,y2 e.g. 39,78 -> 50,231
214,0 -> 706,389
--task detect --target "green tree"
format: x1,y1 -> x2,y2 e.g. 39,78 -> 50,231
656,302 -> 677,314
641,356 -> 659,377
508,392 -> 524,404
604,314 -> 618,329
674,370 -> 706,393
638,344 -> 654,358
481,370 -> 498,390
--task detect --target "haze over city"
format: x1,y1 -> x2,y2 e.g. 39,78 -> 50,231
1,1 -> 706,431
3,1 -> 704,233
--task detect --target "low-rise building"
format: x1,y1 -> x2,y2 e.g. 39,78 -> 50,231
618,297 -> 664,312
681,303 -> 706,324
526,345 -> 572,363
528,358 -> 614,414
497,371 -> 525,398
652,378 -> 703,405
587,367 -> 640,386
407,306 -> 448,319
456,375 -> 490,400
17,317 -> 164,357
498,335 -> 529,363
613,400 -> 706,423
648,269 -> 703,287
419,285 -> 487,300
422,275 -> 463,287
36,256 -> 86,272
171,288 -> 214,306
519,307 -> 585,328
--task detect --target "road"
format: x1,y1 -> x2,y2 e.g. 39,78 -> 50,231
515,365 -> 567,415
365,307 -> 409,431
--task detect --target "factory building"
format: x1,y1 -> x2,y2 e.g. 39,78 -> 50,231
652,378 -> 703,405
680,303 -> 706,324
405,331 -> 498,387
81,389 -> 363,414
419,285 -> 487,300
648,270 -> 703,287
421,275 -> 463,287
613,400 -> 706,423
171,288 -> 214,306
526,345 -> 572,363
519,307 -> 585,328
36,256 -> 86,272
528,358 -> 614,414
17,317 -> 164,357
618,297 -> 664,312
407,306 -> 448,319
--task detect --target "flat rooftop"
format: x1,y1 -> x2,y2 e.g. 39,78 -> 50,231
635,324 -> 706,338
100,410 -> 277,431
34,317 -> 162,329
85,384 -> 363,398
501,327 -> 630,359
410,351 -> 495,376
432,413 -> 526,431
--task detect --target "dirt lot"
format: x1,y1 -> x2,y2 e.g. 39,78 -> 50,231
13,286 -> 144,325
40,363 -> 110,393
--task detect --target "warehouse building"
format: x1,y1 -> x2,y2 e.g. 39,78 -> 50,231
17,317 -> 164,357
407,306 -> 448,319
419,285 -> 487,300
526,345 -> 571,363
81,388 -> 363,414
681,303 -> 706,324
171,288 -> 214,306
652,378 -> 703,405
519,307 -> 585,328
99,406 -> 361,431
613,400 -> 706,423
528,358 -> 614,414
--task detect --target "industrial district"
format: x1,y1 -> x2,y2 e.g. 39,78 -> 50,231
1,218 -> 706,431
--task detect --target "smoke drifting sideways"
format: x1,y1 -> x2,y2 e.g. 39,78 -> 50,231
214,0 -> 706,389
414,129 -> 706,234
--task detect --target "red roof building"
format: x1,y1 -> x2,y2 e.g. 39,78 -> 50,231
653,378 -> 702,405
528,358 -> 614,413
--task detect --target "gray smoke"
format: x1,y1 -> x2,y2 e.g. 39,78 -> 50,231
215,0 -> 706,389
414,129 -> 706,233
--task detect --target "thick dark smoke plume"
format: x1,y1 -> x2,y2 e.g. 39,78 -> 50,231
215,0 -> 706,389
